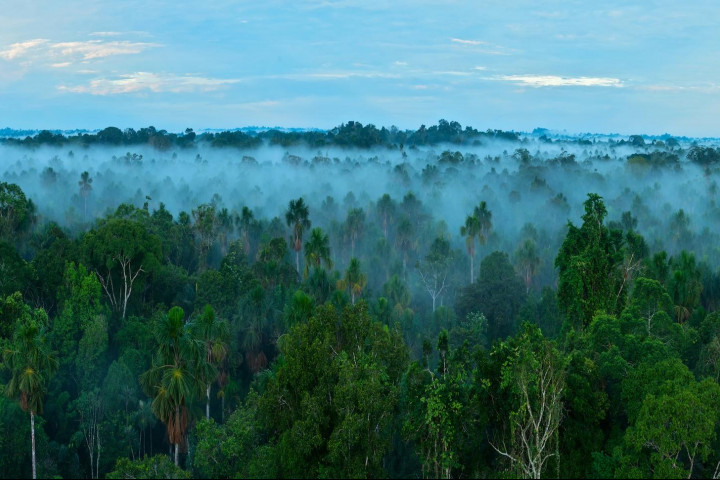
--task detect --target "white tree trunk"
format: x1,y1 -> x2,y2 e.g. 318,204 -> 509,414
174,442 -> 179,467
31,411 -> 36,480
206,384 -> 211,421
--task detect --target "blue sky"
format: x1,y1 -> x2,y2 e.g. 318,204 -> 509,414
1,0 -> 719,136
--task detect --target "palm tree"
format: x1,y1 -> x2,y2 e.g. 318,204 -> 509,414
78,171 -> 93,223
460,213 -> 481,283
304,227 -> 333,277
515,238 -> 540,293
140,306 -> 205,466
4,315 -> 58,480
376,193 -> 395,239
216,208 -> 233,256
236,206 -> 255,259
342,257 -> 367,305
344,207 -> 366,257
192,305 -> 228,421
285,198 -> 311,279
395,216 -> 415,279
474,201 -> 493,247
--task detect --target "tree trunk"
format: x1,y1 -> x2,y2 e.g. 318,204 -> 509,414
31,411 -> 36,480
470,254 -> 474,284
174,442 -> 179,467
295,249 -> 300,280
206,384 -> 211,421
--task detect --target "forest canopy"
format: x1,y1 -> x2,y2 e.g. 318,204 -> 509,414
0,120 -> 720,478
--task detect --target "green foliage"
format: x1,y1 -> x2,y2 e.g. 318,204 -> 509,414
107,455 -> 190,479
457,251 -> 526,341
256,302 -> 408,478
192,395 -> 262,478
3,302 -> 58,415
556,193 -> 625,329
404,330 -> 487,478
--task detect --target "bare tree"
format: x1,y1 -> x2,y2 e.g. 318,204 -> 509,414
492,333 -> 565,479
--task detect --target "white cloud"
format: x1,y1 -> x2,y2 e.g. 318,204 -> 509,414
50,40 -> 160,60
272,71 -> 401,80
0,39 -> 48,60
494,74 -> 623,88
58,72 -> 240,95
51,62 -> 71,68
449,38 -> 515,55
450,38 -> 487,46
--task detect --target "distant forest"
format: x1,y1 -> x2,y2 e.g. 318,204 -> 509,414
1,120 -> 720,478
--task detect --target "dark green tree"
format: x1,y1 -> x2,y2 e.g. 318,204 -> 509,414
555,193 -> 624,329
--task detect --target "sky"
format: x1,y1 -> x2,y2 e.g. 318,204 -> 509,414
1,0 -> 719,136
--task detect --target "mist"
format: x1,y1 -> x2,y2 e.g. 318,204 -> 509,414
2,135 -> 719,276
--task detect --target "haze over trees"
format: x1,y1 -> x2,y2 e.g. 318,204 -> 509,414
1,120 -> 720,477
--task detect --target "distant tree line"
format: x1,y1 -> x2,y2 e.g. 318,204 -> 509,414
2,120 -> 522,150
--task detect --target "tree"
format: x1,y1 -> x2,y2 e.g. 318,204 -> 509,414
304,227 -> 333,276
78,171 -> 93,223
555,193 -> 624,329
140,306 -> 205,466
74,389 -> 104,480
0,182 -> 33,241
667,251 -> 703,323
474,201 -> 492,248
192,305 -> 229,421
417,236 -> 453,313
107,455 -> 190,479
515,239 -> 540,294
376,193 -> 396,239
403,331 -> 482,479
257,303 -> 407,478
192,204 -> 217,270
341,257 -> 367,305
83,218 -> 161,320
344,207 -> 365,258
460,212 -> 481,284
395,216 -> 415,279
490,325 -> 565,479
236,206 -> 255,259
3,305 -> 58,480
457,251 -> 526,341
285,198 -> 311,279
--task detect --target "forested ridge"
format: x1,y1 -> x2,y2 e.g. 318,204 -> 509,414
2,120 -> 720,478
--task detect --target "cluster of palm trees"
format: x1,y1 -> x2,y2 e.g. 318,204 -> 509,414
460,201 -> 492,284
140,306 -> 228,466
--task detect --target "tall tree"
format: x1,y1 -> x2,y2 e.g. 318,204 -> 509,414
490,324 -> 565,479
304,227 -> 333,276
285,198 -> 311,279
192,305 -> 228,421
344,207 -> 366,258
342,258 -> 367,305
140,306 -> 205,466
555,194 -> 624,329
83,218 -> 161,320
395,216 -> 415,279
3,305 -> 58,480
376,193 -> 396,239
236,206 -> 255,259
78,171 -> 93,223
417,236 -> 453,312
474,200 -> 492,248
192,204 -> 217,270
0,182 -> 33,242
460,212 -> 481,284
515,238 -> 540,294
